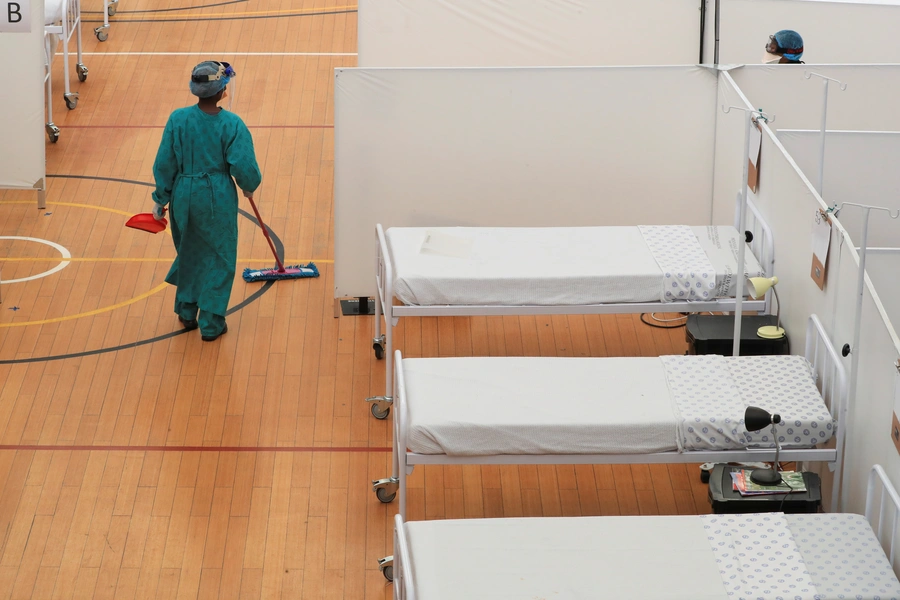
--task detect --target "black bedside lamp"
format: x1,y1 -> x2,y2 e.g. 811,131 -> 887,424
744,406 -> 783,485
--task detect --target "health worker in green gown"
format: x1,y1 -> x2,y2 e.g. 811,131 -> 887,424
151,60 -> 262,342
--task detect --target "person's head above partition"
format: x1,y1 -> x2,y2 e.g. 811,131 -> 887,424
764,30 -> 804,64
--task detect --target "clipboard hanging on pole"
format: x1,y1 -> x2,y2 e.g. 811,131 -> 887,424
810,208 -> 832,290
747,118 -> 762,193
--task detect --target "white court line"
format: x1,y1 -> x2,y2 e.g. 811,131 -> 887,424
0,237 -> 72,284
57,51 -> 357,56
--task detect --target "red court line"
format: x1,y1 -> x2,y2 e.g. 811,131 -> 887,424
61,124 -> 334,129
0,444 -> 390,453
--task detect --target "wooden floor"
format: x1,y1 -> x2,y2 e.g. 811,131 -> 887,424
0,2 -> 713,598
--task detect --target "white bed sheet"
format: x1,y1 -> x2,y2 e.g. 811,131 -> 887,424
405,516 -> 729,599
45,0 -> 64,24
404,357 -> 679,456
403,355 -> 833,456
403,514 -> 900,600
385,225 -> 764,306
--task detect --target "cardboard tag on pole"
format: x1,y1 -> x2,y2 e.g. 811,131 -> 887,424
892,362 -> 900,457
747,120 -> 762,193
810,209 -> 831,290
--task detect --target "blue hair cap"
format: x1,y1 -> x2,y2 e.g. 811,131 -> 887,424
189,61 -> 228,99
774,29 -> 804,60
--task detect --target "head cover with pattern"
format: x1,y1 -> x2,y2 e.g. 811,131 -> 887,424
189,61 -> 236,98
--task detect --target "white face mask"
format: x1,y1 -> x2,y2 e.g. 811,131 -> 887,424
762,51 -> 781,64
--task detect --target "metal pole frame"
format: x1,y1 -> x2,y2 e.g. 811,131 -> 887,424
804,72 -> 848,198
722,105 -> 775,357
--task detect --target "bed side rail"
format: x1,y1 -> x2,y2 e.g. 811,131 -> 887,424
805,314 -> 848,434
743,193 -> 775,279
804,314 -> 847,510
866,464 -> 900,575
375,223 -> 390,307
394,514 -> 415,600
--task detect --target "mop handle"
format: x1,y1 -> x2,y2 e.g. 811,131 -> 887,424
246,195 -> 285,273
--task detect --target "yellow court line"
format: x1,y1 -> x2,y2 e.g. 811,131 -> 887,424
105,4 -> 357,20
0,283 -> 169,328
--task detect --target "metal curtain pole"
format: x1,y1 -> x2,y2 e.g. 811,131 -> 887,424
699,0 -> 706,64
721,105 -> 774,357
713,0 -> 720,65
833,202 -> 900,507
804,72 -> 848,198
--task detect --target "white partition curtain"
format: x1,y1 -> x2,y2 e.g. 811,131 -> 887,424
333,65 -> 719,298
0,0 -> 46,194
711,0 -> 900,65
778,130 -> 900,247
358,0 -> 703,67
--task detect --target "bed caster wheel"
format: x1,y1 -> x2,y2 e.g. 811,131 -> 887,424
371,403 -> 390,420
699,462 -> 715,484
76,63 -> 88,82
373,336 -> 385,360
366,395 -> 392,420
372,478 -> 399,503
377,556 -> 393,582
64,94 -> 77,110
376,487 -> 396,503
46,124 -> 60,143
94,26 -> 109,41
107,2 -> 117,16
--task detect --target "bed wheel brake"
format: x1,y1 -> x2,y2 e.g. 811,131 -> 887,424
366,395 -> 392,419
372,477 -> 399,503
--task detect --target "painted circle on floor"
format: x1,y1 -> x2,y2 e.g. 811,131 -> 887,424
0,236 -> 72,283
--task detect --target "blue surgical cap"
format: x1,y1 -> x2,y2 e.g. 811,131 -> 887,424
189,61 -> 230,98
774,30 -> 803,61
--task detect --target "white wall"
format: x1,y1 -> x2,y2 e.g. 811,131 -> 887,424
729,65 -> 900,131
334,65 -> 720,298
0,1 -> 46,191
359,0 -> 704,67
777,130 -> 900,247
712,0 -> 900,65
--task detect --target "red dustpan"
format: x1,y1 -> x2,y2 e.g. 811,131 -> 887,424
126,210 -> 167,234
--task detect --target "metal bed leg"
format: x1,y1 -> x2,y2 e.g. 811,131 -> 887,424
74,5 -> 87,84
44,35 -> 59,143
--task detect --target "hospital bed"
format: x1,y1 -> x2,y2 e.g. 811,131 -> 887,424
373,313 -> 846,523
388,464 -> 900,598
44,0 -> 87,115
366,194 -> 774,420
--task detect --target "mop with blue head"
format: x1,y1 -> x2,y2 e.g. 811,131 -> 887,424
242,195 -> 320,283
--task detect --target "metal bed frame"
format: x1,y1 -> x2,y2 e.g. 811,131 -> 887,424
366,194 -> 775,420
388,464 -> 900,596
44,0 -> 88,120
373,313 -> 848,580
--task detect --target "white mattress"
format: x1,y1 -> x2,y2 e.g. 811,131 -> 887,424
402,355 -> 833,456
385,225 -> 765,306
402,514 -> 900,600
405,516 -> 729,599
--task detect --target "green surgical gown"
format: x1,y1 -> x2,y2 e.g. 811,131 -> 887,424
151,105 -> 262,320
